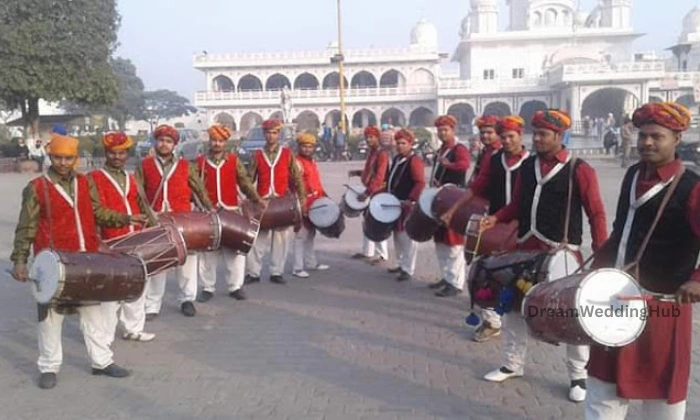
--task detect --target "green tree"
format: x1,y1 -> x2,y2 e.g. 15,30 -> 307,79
0,0 -> 120,139
143,90 -> 197,130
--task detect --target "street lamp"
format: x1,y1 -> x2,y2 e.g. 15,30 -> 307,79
335,0 -> 348,136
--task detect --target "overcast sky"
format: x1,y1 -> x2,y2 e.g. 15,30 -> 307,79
116,0 -> 698,100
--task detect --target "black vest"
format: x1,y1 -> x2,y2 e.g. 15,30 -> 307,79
518,156 -> 584,245
388,154 -> 416,201
487,150 -> 526,215
597,164 -> 700,293
433,143 -> 468,187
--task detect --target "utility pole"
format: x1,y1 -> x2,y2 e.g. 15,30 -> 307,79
334,0 -> 348,136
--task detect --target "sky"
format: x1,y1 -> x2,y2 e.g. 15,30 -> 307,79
116,0 -> 699,101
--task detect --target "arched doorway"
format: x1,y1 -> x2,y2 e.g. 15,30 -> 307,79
322,72 -> 349,89
294,111 -> 321,132
581,88 -> 639,127
409,107 -> 435,127
269,110 -> 284,121
238,75 -> 263,92
265,74 -> 291,91
240,112 -> 263,134
519,100 -> 548,132
380,108 -> 406,127
649,95 -> 664,104
447,103 -> 476,135
380,70 -> 406,88
352,109 -> 378,128
294,73 -> 320,90
212,75 -> 235,92
409,68 -> 435,86
483,101 -> 512,117
213,112 -> 236,131
350,71 -> 378,89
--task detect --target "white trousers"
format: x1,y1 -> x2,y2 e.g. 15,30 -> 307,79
101,286 -> 147,345
501,311 -> 588,380
481,308 -> 502,329
293,225 -> 318,271
362,235 -> 388,259
585,377 -> 686,420
38,306 -> 113,373
434,242 -> 466,290
246,227 -> 292,277
392,230 -> 417,275
145,253 -> 198,314
199,248 -> 245,293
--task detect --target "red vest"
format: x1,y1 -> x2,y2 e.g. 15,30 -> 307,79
295,155 -> 324,208
195,154 -> 239,209
255,147 -> 292,198
31,174 -> 99,254
89,169 -> 142,240
141,156 -> 191,213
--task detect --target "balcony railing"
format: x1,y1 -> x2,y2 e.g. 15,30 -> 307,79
195,86 -> 437,102
439,77 -> 548,90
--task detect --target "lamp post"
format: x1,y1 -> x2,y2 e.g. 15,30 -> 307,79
334,0 -> 348,136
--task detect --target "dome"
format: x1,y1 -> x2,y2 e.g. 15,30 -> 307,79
410,18 -> 438,50
682,7 -> 700,36
470,0 -> 497,7
574,9 -> 588,27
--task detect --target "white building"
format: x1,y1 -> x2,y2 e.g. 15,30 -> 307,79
194,0 -> 700,135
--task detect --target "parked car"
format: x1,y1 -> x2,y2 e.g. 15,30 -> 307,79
678,140 -> 700,166
177,140 -> 207,162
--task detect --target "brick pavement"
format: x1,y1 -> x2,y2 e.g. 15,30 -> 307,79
0,160 -> 698,419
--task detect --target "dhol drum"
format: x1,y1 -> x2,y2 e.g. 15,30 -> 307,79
362,193 -> 402,242
339,185 -> 370,218
29,250 -> 147,304
308,197 -> 346,238
468,248 -> 580,311
105,224 -> 187,276
431,184 -> 489,233
243,195 -> 301,230
404,187 -> 440,242
217,208 -> 261,254
159,211 -> 221,252
464,215 -> 518,264
522,268 -> 647,347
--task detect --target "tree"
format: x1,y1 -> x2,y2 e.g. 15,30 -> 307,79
0,0 -> 120,139
143,90 -> 197,130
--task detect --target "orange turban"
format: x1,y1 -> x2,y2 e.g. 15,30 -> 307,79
632,102 -> 691,133
102,132 -> 133,151
476,115 -> 500,129
208,124 -> 232,142
262,119 -> 283,132
296,133 -> 317,146
531,109 -> 572,133
435,115 -> 458,129
496,116 -> 525,135
154,125 -> 180,144
364,126 -> 381,138
394,129 -> 415,144
48,134 -> 79,157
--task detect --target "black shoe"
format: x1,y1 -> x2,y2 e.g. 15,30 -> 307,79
38,372 -> 57,389
387,267 -> 401,274
145,313 -> 158,322
229,289 -> 248,300
244,275 -> 260,285
397,270 -> 411,282
428,279 -> 447,289
197,290 -> 214,303
270,275 -> 287,285
92,364 -> 130,378
181,301 -> 196,317
351,253 -> 368,259
436,284 -> 462,297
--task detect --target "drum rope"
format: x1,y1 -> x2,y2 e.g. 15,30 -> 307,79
41,177 -> 55,251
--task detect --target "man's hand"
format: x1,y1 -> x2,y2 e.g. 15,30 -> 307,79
357,193 -> 368,202
301,202 -> 309,217
439,157 -> 450,166
440,208 -> 456,227
129,214 -> 149,225
677,281 -> 700,304
12,263 -> 28,283
480,216 -> 498,232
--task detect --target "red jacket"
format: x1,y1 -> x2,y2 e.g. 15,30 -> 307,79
89,169 -> 142,240
255,147 -> 292,198
142,156 -> 191,213
196,154 -> 239,209
295,155 -> 325,208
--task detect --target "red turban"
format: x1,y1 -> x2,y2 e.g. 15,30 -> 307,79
208,124 -> 232,141
154,125 -> 180,144
632,102 -> 691,132
103,132 -> 133,151
496,116 -> 525,135
531,109 -> 572,133
476,115 -> 501,129
262,119 -> 283,132
434,115 -> 458,129
364,126 -> 381,138
394,129 -> 415,144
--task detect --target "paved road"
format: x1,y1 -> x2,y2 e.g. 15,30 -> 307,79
0,159 -> 698,420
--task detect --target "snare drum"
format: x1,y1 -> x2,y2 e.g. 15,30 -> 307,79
362,193 -> 402,242
105,224 -> 187,276
159,211 -> 221,252
464,215 -> 518,263
243,195 -> 301,230
522,268 -> 646,347
217,208 -> 261,254
431,184 -> 489,233
29,250 -> 147,304
404,187 -> 440,242
309,197 -> 346,239
339,185 -> 370,218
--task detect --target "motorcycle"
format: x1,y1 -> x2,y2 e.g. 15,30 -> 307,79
603,128 -> 620,155
356,140 -> 368,161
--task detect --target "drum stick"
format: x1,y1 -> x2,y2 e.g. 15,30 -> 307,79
343,184 -> 363,195
614,294 -> 678,303
5,269 -> 41,291
380,204 -> 402,208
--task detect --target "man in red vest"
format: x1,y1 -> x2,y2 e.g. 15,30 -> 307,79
135,124 -> 212,318
292,133 -> 330,278
11,134 -> 140,389
197,124 -> 262,302
90,132 -> 157,343
245,119 -> 306,284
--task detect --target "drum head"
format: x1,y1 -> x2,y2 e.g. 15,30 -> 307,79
546,249 -> 581,282
344,185 -> 369,210
369,193 -> 402,224
29,250 -> 63,304
418,187 -> 439,220
309,197 -> 340,229
577,269 -> 646,347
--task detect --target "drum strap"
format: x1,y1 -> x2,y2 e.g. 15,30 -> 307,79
41,177 -> 55,250
134,178 -> 160,227
562,157 -> 577,246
